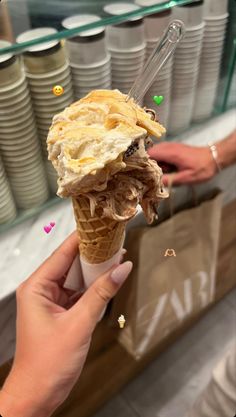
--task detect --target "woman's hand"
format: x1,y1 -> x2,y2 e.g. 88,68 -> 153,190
148,142 -> 217,186
0,232 -> 132,417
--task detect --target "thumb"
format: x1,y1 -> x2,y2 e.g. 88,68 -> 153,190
68,261 -> 133,330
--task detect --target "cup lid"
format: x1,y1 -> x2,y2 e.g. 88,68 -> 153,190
104,2 -> 142,22
62,14 -> 104,37
16,28 -> 59,54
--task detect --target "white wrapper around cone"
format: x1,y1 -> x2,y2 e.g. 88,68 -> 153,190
80,243 -> 124,289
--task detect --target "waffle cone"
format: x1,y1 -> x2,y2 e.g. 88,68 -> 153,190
72,196 -> 126,264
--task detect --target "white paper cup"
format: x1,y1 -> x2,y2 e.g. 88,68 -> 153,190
0,72 -> 26,93
176,44 -> 203,53
31,88 -> 73,102
1,99 -> 32,116
111,57 -> 145,66
106,23 -> 145,50
70,55 -> 111,70
143,10 -> 171,41
0,84 -> 30,103
179,35 -> 204,44
17,28 -> 67,74
72,74 -> 111,84
0,41 -> 23,87
27,74 -> 71,89
33,99 -> 73,112
7,164 -> 46,176
71,68 -> 110,79
107,25 -> 145,50
173,66 -> 200,75
63,15 -> 107,65
200,55 -> 222,63
198,68 -> 221,77
73,85 -> 111,94
175,44 -> 202,53
174,55 -> 201,63
203,38 -> 225,47
12,180 -> 48,194
104,3 -> 144,50
1,136 -> 40,151
66,38 -> 108,66
0,97 -> 32,115
204,0 -> 228,17
0,81 -> 28,102
204,29 -> 226,37
201,47 -> 224,56
0,112 -> 35,128
9,170 -> 44,184
109,43 -> 146,55
111,68 -> 141,78
4,151 -> 41,165
204,18 -> 228,27
172,3 -> 204,28
0,123 -> 37,139
0,114 -> 35,134
204,24 -> 227,32
17,27 -> 58,53
26,62 -> 70,80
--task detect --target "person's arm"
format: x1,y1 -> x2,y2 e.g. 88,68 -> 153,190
0,232 -> 132,417
148,129 -> 236,186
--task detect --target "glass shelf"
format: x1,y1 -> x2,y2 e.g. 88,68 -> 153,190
0,0 -> 196,55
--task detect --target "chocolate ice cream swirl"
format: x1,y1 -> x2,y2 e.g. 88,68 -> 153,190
84,137 -> 168,224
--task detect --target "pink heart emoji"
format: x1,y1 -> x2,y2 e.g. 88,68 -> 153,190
44,225 -> 52,234
50,222 -> 55,228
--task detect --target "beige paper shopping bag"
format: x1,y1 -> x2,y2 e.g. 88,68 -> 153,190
111,190 -> 223,359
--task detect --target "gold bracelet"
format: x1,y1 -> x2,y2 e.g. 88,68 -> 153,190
208,142 -> 222,172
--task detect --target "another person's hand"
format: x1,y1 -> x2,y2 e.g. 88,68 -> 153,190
148,142 -> 217,186
0,232 -> 132,417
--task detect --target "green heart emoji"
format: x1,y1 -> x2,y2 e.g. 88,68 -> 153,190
153,95 -> 164,105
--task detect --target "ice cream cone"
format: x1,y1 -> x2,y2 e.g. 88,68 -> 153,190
72,195 -> 126,264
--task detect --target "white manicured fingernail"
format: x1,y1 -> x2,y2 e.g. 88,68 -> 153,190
110,261 -> 133,285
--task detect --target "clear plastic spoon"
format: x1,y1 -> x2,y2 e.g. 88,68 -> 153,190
126,20 -> 186,104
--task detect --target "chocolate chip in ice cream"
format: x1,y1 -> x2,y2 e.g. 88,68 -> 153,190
124,142 -> 139,158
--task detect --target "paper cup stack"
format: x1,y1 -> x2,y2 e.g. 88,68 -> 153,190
192,0 -> 229,121
136,7 -> 172,129
0,41 -> 49,210
16,28 -> 74,194
62,15 -> 111,100
104,2 -> 146,97
169,1 -> 205,134
0,156 -> 17,224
